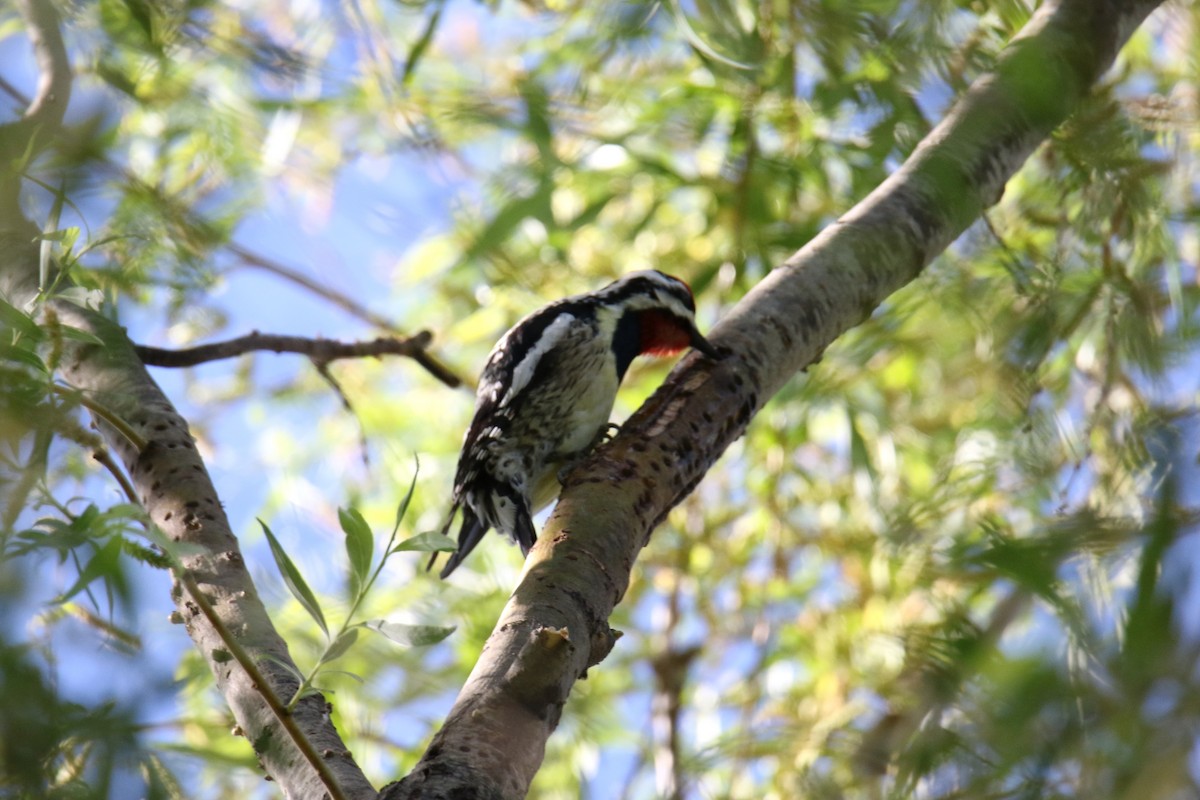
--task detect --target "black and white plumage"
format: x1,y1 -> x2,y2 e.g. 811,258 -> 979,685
431,270 -> 719,578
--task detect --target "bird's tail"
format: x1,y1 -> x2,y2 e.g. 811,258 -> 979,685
513,503 -> 537,557
432,504 -> 488,579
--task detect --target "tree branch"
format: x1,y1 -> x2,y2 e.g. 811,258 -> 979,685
44,291 -> 381,800
0,6 -> 379,798
93,442 -> 357,800
134,330 -> 435,368
225,243 -> 463,387
17,0 -> 70,136
0,0 -> 71,239
385,0 -> 1166,796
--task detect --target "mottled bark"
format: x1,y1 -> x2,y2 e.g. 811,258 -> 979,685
1,2 -> 376,798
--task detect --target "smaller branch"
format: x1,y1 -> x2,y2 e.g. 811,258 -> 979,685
2,0 -> 71,225
225,246 -> 462,387
18,0 -> 70,136
227,244 -> 397,332
50,383 -> 148,451
134,330 -> 434,370
178,571 -> 353,800
90,448 -> 354,800
92,447 -> 138,505
0,75 -> 28,108
313,358 -> 371,466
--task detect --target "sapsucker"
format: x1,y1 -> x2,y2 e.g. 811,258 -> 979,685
430,270 -> 719,578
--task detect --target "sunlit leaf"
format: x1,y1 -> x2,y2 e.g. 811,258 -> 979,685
259,519 -> 327,636
54,536 -> 126,605
318,629 -> 359,666
0,297 -> 43,341
339,507 -> 373,596
365,620 -> 455,647
391,531 -> 458,554
394,461 -> 420,533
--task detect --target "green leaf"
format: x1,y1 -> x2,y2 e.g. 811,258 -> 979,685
36,227 -> 79,245
365,619 -> 455,647
55,536 -> 125,604
401,1 -> 444,86
261,653 -> 306,685
849,413 -> 876,480
318,628 -> 359,666
138,521 -> 209,563
56,287 -> 105,310
0,343 -> 50,376
0,297 -> 43,341
317,669 -> 364,684
461,187 -> 552,265
259,519 -> 327,636
338,507 -> 373,596
393,460 -> 419,533
391,531 -> 458,554
56,325 -> 106,346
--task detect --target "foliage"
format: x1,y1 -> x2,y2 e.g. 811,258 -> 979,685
2,0 -> 1199,798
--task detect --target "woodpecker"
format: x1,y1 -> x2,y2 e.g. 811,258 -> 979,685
430,270 -> 720,578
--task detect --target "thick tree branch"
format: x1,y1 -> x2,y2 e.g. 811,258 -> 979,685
0,6 -> 378,799
135,330 -> 435,368
47,306 -> 379,799
386,1 -> 1166,796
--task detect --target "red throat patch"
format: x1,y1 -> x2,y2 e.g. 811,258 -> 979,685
638,309 -> 692,356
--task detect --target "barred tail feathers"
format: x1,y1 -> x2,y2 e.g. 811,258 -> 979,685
437,505 -> 489,579
513,502 -> 537,556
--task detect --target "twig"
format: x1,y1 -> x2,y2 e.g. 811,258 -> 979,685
92,447 -> 139,507
225,245 -> 462,387
313,358 -> 371,467
178,570 -> 352,800
50,384 -> 148,452
134,330 -> 434,369
227,244 -> 400,333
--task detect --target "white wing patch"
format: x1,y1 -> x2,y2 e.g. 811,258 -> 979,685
500,312 -> 576,407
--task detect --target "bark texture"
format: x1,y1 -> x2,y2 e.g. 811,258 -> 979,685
1,2 -> 377,798
384,1 -> 1165,797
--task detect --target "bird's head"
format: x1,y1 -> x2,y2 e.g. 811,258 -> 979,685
599,270 -> 721,371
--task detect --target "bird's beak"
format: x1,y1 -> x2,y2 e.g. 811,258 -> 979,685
689,325 -> 723,360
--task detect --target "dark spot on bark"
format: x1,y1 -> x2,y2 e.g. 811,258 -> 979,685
163,511 -> 172,521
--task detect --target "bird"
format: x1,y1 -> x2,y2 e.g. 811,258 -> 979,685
430,270 -> 719,578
